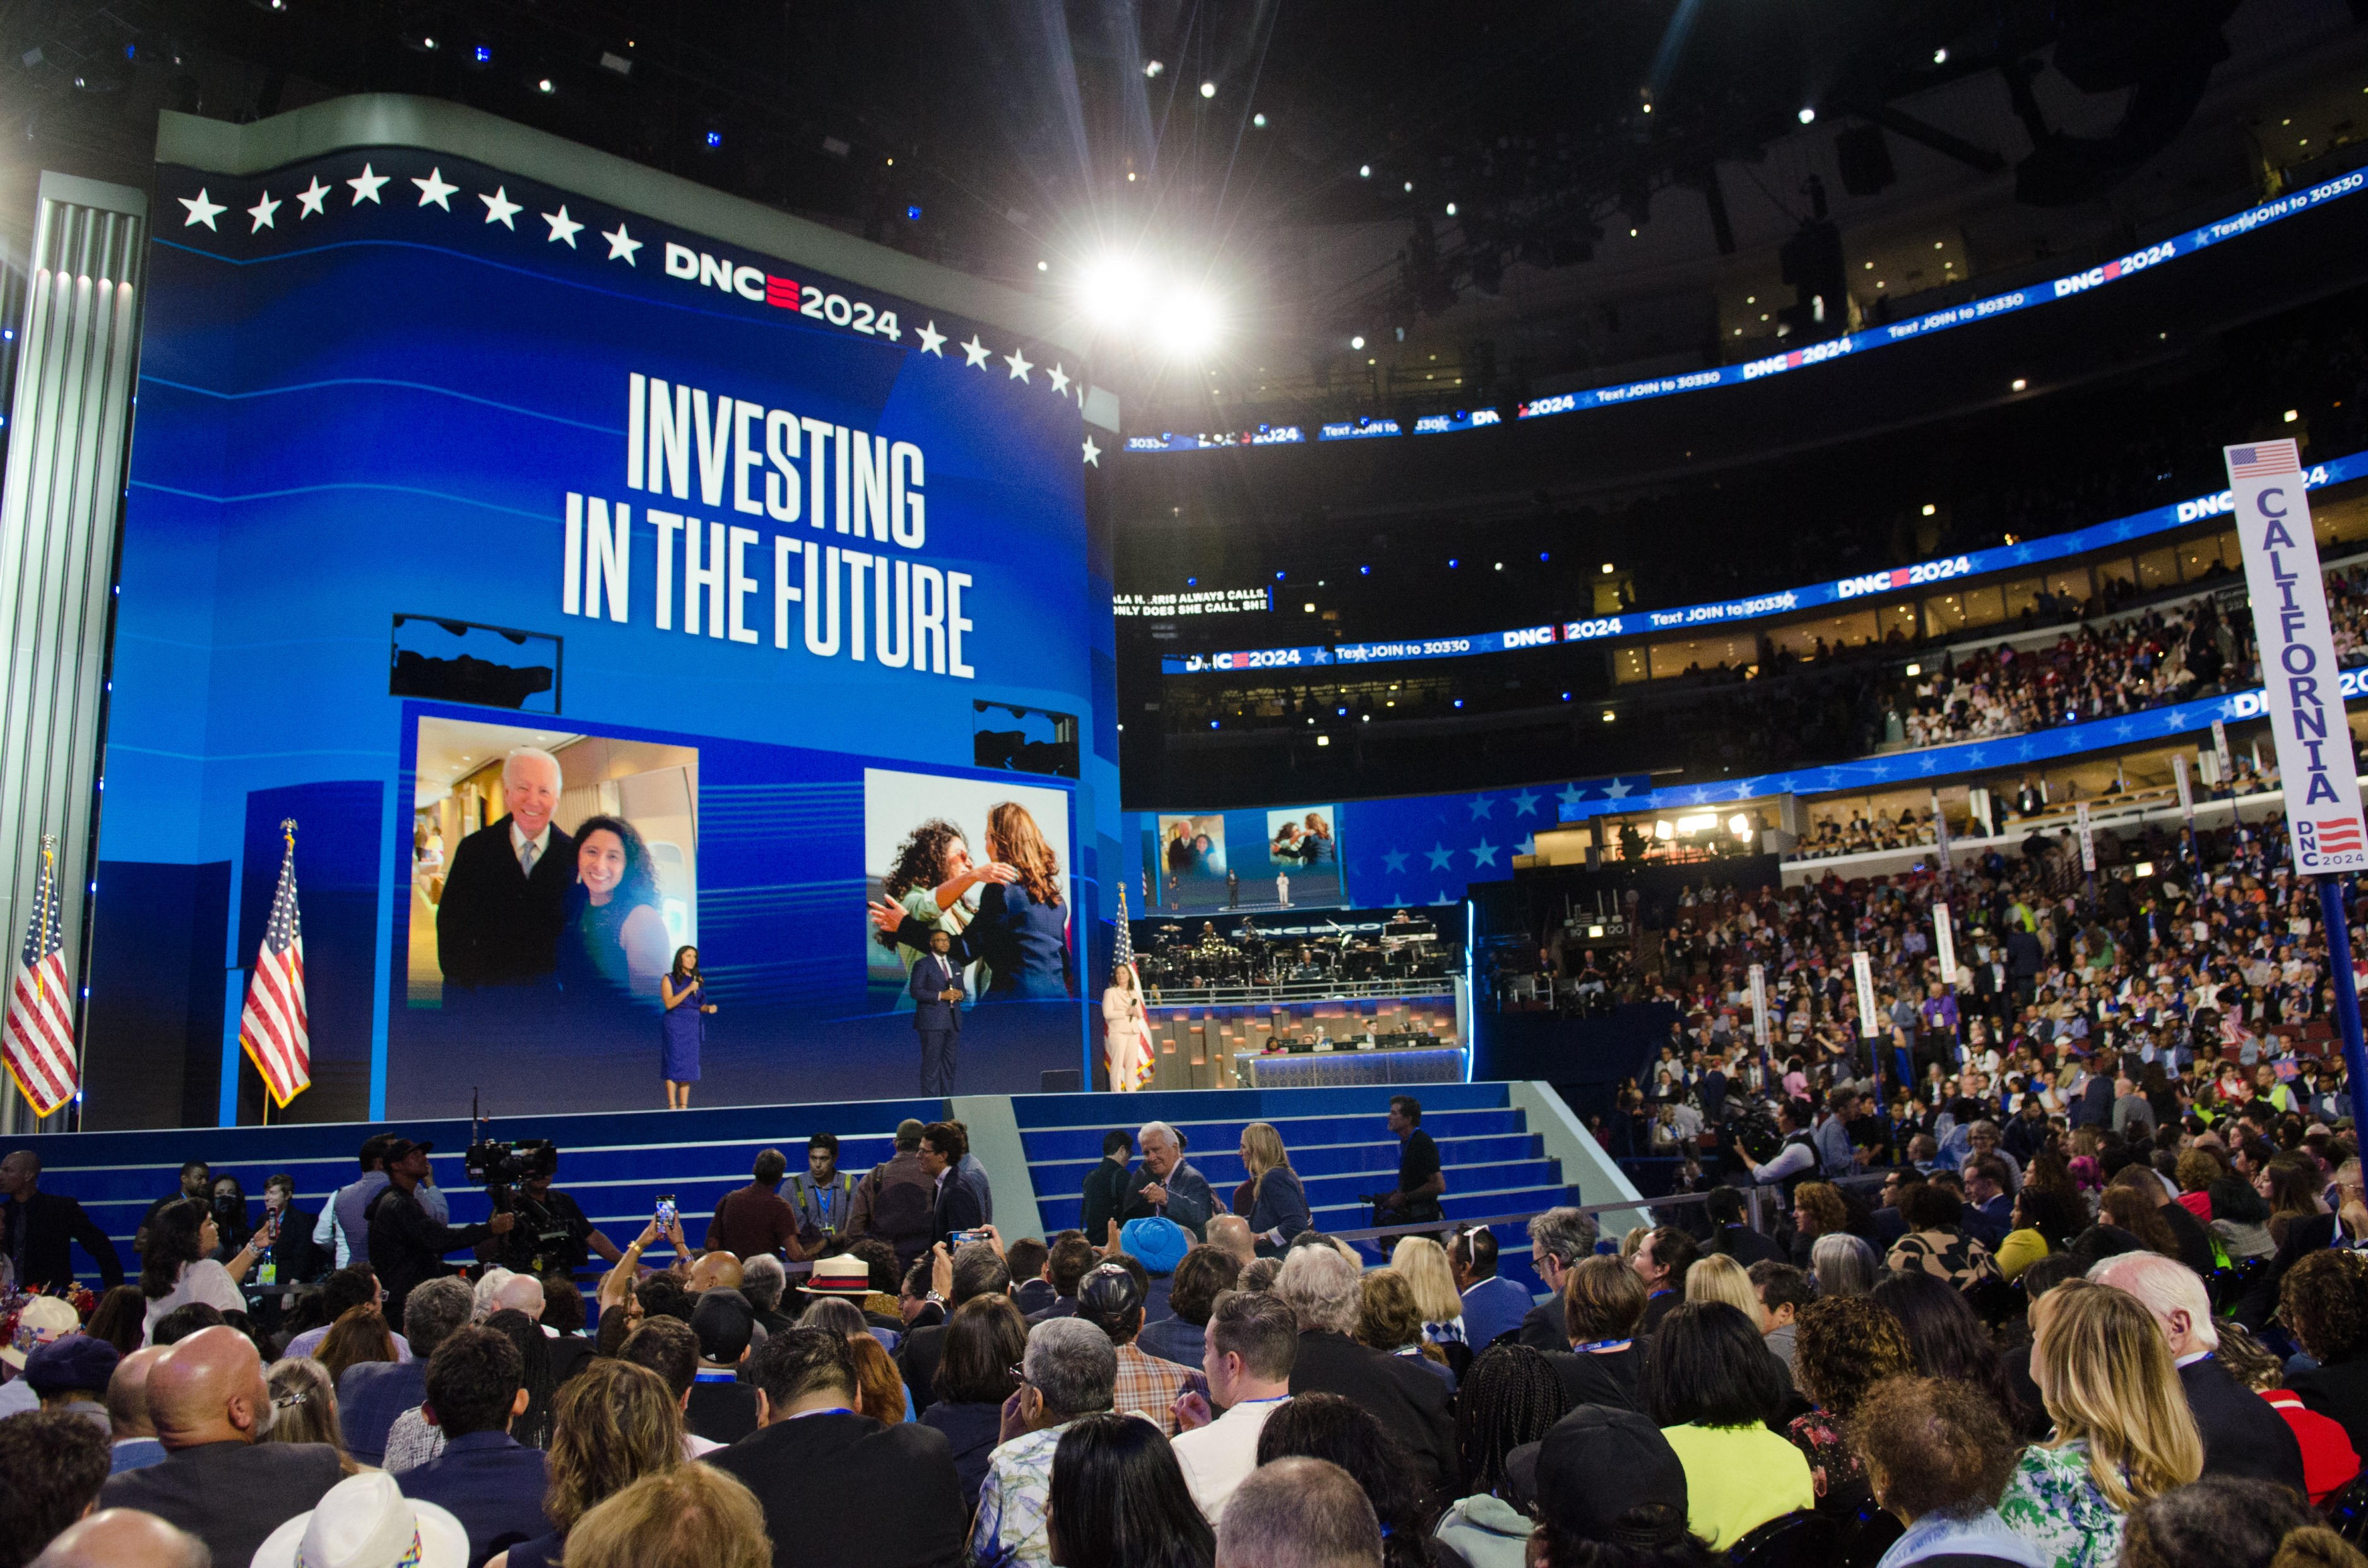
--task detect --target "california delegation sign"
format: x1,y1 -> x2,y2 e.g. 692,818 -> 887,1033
2229,439 -> 2368,872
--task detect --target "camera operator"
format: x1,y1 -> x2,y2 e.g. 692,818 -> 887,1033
475,1144 -> 624,1278
364,1138 -> 514,1330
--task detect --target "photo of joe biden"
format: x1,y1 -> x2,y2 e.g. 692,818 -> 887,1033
435,745 -> 577,998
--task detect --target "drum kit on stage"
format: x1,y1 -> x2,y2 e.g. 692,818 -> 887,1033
1130,914 -> 1448,991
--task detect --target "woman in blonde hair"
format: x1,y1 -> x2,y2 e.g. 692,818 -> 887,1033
261,1358 -> 358,1473
1997,1279 -> 2205,1568
872,800 -> 1072,999
1686,1254 -> 1796,1393
557,1464 -> 770,1568
1103,961 -> 1152,1090
489,1359 -> 682,1568
1238,1121 -> 1310,1253
1389,1235 -> 1466,1347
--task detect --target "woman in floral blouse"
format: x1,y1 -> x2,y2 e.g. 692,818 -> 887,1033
1997,1280 -> 2203,1568
1785,1295 -> 1917,1502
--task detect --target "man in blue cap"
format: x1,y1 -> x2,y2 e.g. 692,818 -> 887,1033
25,1334 -> 120,1432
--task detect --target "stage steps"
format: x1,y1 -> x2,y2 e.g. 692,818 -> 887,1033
1012,1082 -> 1577,1294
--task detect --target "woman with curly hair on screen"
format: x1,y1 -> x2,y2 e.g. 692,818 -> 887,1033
875,816 -> 1018,997
875,801 -> 1072,999
557,813 -> 672,1003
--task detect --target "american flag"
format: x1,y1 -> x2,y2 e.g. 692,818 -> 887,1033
239,821 -> 309,1107
2228,440 -> 2302,478
3,835 -> 78,1118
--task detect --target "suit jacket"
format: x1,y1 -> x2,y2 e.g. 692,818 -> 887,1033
706,1411 -> 969,1568
932,1172 -> 984,1248
1288,1329 -> 1457,1497
398,1430 -> 554,1568
99,1439 -> 343,1568
909,952 -> 964,1032
899,1322 -> 949,1407
435,815 -> 577,989
2181,1356 -> 2306,1494
338,1357 -> 428,1465
1,1188 -> 124,1290
2236,1211 -> 2339,1329
1517,1294 -> 1568,1352
688,1377 -> 763,1446
1710,1223 -> 1785,1267
1079,1160 -> 1131,1243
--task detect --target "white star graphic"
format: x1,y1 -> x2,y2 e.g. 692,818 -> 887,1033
1467,795 -> 1494,820
1558,784 -> 1586,811
601,223 -> 642,264
1382,849 -> 1410,874
179,189 -> 225,230
295,178 -> 331,218
542,205 -> 584,247
479,187 -> 521,228
346,163 -> 389,204
1047,363 -> 1071,394
411,168 -> 457,210
1005,348 -> 1034,382
245,191 -> 281,232
1603,779 -> 1634,799
915,321 -> 946,357
960,334 -> 992,368
1425,843 -> 1454,870
1082,437 -> 1101,467
1512,791 -> 1540,817
1471,839 -> 1500,868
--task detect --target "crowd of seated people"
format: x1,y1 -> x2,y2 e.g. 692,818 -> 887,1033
11,808 -> 2368,1567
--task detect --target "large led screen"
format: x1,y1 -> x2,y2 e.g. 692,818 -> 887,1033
93,139 -> 1101,1119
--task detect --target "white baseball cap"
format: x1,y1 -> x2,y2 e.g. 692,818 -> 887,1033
3,1295 -> 81,1368
251,1472 -> 470,1568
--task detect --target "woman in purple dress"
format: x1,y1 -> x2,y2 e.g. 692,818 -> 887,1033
659,945 -> 714,1109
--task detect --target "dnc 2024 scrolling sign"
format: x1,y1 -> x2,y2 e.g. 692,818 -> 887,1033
1128,168 -> 2368,454
1163,451 -> 2368,675
97,145 -> 1107,1120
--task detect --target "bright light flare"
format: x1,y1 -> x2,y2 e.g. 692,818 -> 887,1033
1157,287 -> 1222,357
1078,257 -> 1150,329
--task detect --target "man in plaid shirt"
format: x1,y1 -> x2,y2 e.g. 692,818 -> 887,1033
1077,1258 -> 1195,1436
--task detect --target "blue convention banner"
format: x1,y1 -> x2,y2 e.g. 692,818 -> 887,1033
98,148 -> 1104,1119
1126,168 -> 2367,455
1160,451 -> 2367,675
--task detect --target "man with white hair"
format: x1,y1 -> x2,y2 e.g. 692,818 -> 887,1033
434,745 -> 577,995
1120,1121 -> 1215,1239
2090,1251 -> 2304,1492
1274,1244 -> 1454,1494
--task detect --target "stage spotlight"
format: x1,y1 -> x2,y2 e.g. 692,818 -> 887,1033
1253,112 -> 1267,127
1601,562 -> 1615,574
1200,81 -> 1216,98
2285,409 -> 2300,422
2011,378 -> 2027,391
1350,334 -> 1366,350
1157,286 -> 1221,357
1921,503 -> 1936,516
1445,202 -> 1457,216
1797,107 -> 1816,124
1402,181 -> 1413,192
1933,47 -> 1948,64
535,76 -> 555,95
906,204 -> 922,221
1078,256 -> 1149,329
403,31 -> 439,53
1359,164 -> 1372,177
1144,59 -> 1164,77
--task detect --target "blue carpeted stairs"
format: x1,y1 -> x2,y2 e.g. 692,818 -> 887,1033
1014,1082 -> 1573,1293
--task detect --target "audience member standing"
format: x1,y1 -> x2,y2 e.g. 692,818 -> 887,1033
1080,1131 -> 1134,1241
314,1136 -> 393,1269
1171,1290 -> 1298,1522
97,1325 -> 344,1567
705,1149 -> 806,1262
138,1200 -> 268,1344
708,1327 -> 968,1568
365,1141 -> 514,1331
848,1121 -> 938,1271
0,1150 -> 124,1291
1121,1121 -> 1216,1239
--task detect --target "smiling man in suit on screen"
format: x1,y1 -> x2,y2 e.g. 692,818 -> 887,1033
435,746 -> 577,1002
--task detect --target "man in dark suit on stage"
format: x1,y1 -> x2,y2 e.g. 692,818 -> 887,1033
435,746 -> 576,999
0,1149 -> 123,1291
909,928 -> 964,1095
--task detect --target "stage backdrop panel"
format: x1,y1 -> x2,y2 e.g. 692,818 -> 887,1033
91,110 -> 1106,1123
